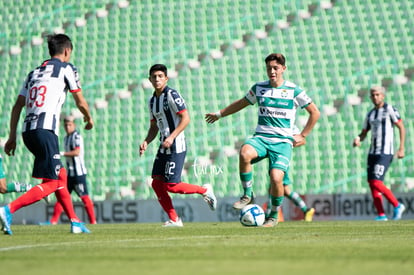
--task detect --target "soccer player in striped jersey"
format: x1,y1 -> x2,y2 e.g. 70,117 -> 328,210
353,86 -> 406,221
205,53 -> 320,227
140,64 -> 217,227
45,116 -> 96,225
0,154 -> 33,194
0,34 -> 93,235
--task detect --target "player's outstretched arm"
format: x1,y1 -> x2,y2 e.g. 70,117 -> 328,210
140,120 -> 158,156
5,95 -> 25,156
72,91 -> 94,130
395,120 -> 405,158
353,130 -> 368,147
205,98 -> 250,124
300,102 -> 320,138
62,147 -> 81,157
163,110 -> 189,148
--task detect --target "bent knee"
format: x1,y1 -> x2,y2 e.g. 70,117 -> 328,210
239,144 -> 258,161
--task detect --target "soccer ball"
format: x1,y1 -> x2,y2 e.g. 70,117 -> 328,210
239,204 -> 265,227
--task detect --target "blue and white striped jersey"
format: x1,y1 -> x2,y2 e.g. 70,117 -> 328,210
64,130 -> 87,177
245,80 -> 312,143
148,86 -> 187,154
19,58 -> 82,136
363,103 -> 401,155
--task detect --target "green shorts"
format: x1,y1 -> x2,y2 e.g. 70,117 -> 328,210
245,136 -> 293,172
0,156 -> 5,179
283,169 -> 291,185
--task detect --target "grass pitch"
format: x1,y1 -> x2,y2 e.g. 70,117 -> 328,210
0,221 -> 413,275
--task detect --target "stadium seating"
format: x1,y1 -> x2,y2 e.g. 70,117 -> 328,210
0,0 -> 413,202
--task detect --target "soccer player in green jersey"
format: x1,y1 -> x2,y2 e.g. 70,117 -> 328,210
264,126 -> 315,222
206,53 -> 320,227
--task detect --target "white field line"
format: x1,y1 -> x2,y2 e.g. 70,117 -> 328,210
0,235 -> 224,252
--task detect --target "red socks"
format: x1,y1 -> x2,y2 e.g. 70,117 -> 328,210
9,168 -> 80,223
53,168 -> 80,222
151,179 -> 207,221
81,195 -> 96,224
151,179 -> 178,222
369,179 -> 399,215
9,179 -> 58,213
50,195 -> 96,224
166,182 -> 206,194
370,187 -> 385,216
50,202 -> 64,224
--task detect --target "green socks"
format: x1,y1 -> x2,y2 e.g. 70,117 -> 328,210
287,191 -> 308,213
7,182 -> 33,193
268,196 -> 284,219
240,172 -> 253,197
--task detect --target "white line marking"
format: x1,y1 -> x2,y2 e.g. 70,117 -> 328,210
0,235 -> 222,252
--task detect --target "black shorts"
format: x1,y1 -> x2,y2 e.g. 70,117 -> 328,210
67,175 -> 89,196
22,129 -> 62,180
151,150 -> 186,183
367,154 -> 393,181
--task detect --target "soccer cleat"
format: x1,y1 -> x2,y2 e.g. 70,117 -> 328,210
375,215 -> 388,221
70,221 -> 91,234
0,205 -> 13,235
262,217 -> 278,228
392,203 -> 406,220
163,218 -> 184,227
202,184 -> 217,211
233,193 -> 255,210
304,207 -> 315,222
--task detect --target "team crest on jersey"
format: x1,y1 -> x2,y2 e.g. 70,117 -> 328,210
55,164 -> 61,177
281,89 -> 288,98
174,97 -> 184,106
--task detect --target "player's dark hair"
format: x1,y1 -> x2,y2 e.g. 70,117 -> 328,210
47,34 -> 73,56
149,64 -> 168,76
265,53 -> 286,66
63,115 -> 75,123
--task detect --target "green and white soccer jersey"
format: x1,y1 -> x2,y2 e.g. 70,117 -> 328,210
245,80 -> 312,142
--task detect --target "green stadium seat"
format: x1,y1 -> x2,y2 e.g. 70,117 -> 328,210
1,0 -> 413,203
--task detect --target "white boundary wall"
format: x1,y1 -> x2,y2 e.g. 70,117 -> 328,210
9,193 -> 414,224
